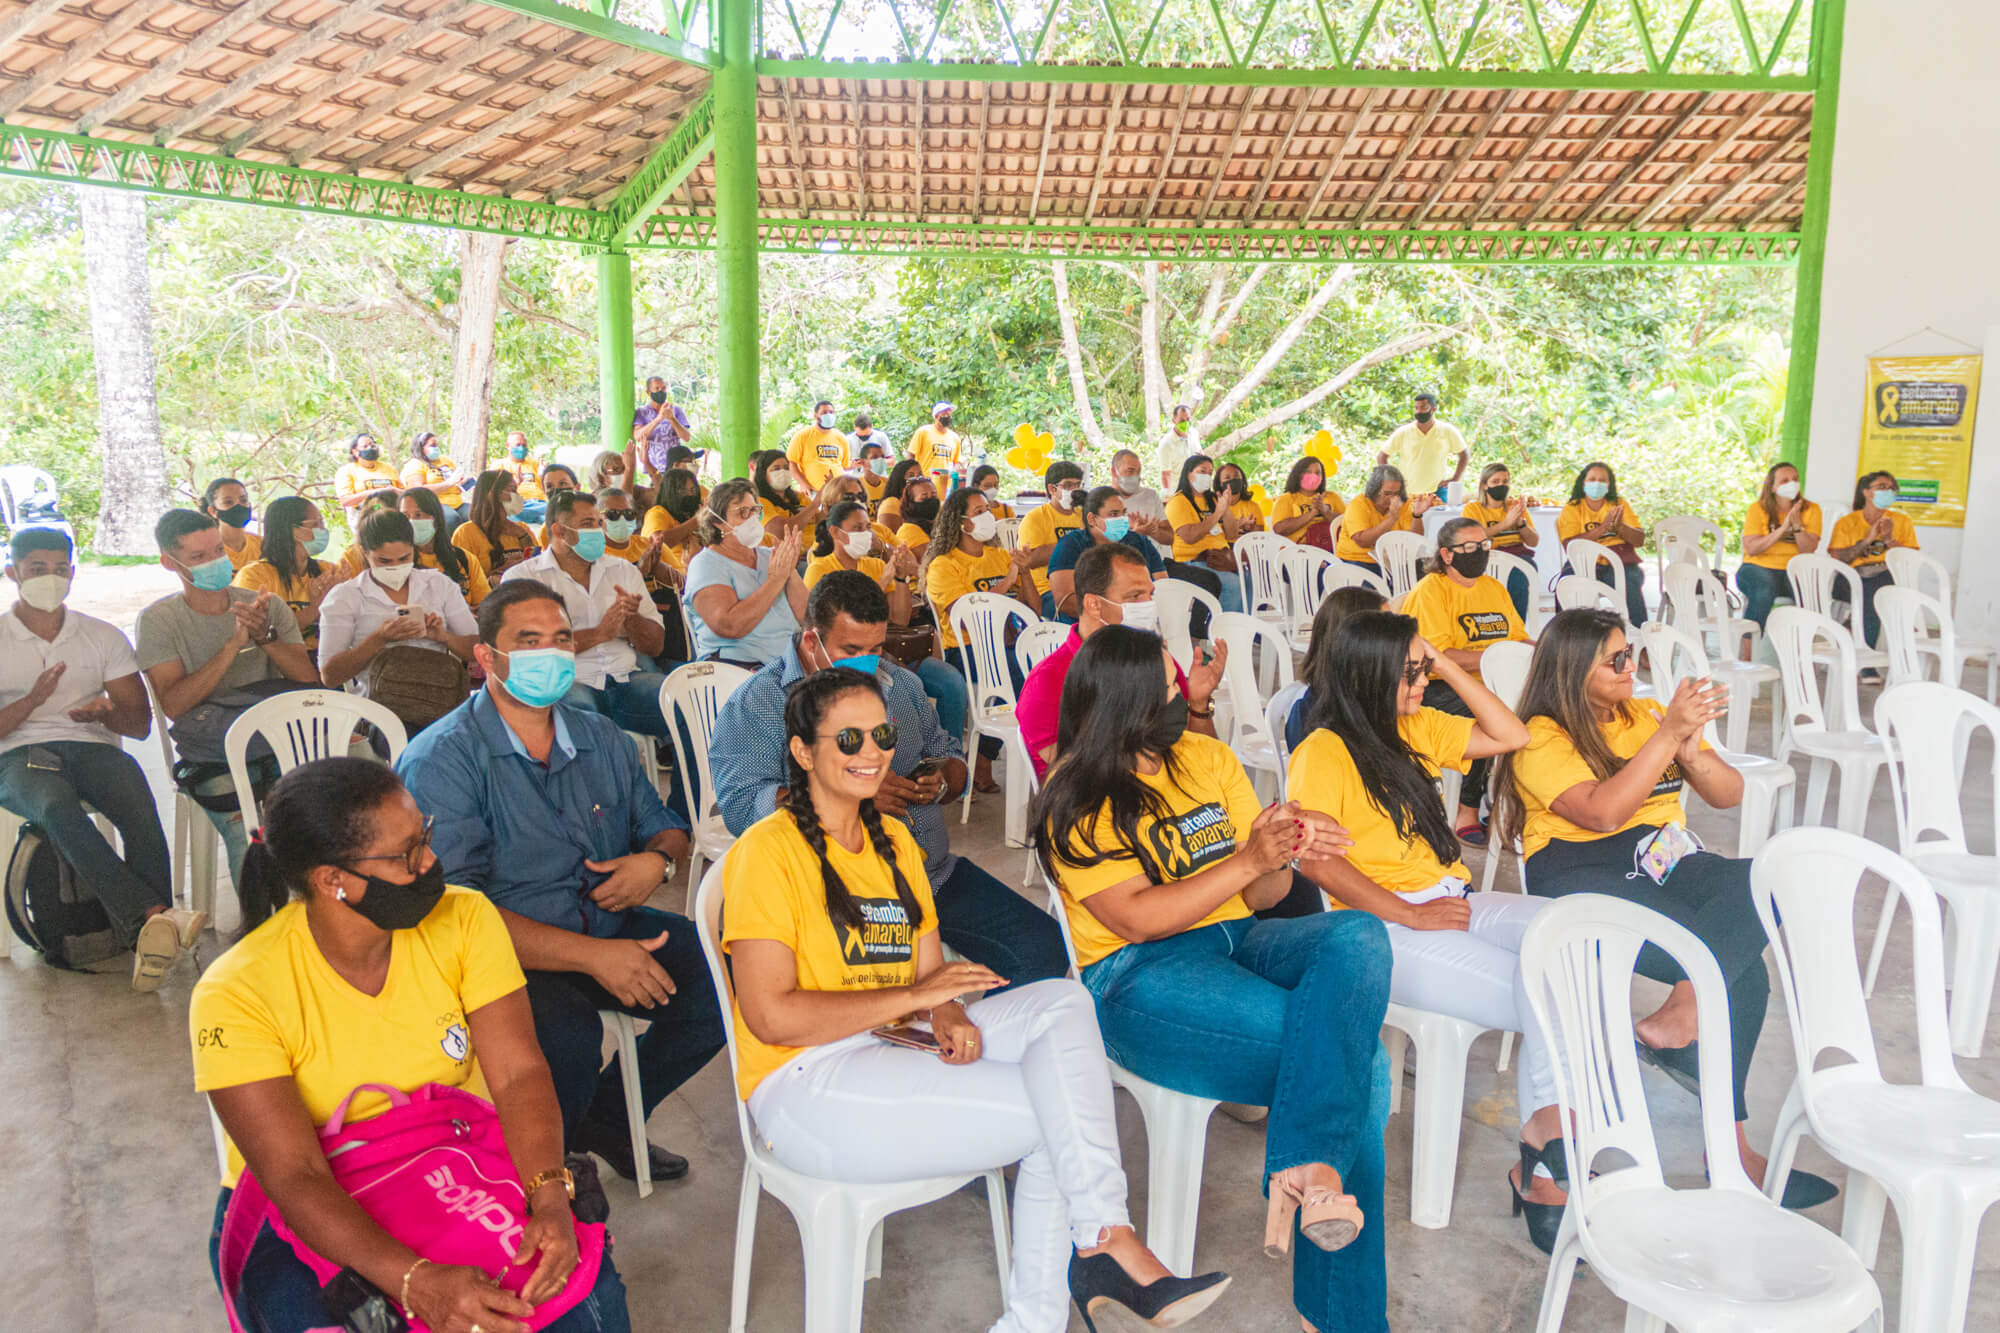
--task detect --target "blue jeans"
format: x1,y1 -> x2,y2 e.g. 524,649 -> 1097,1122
1570,556 -> 1648,626
520,499 -> 548,526
1081,911 -> 1394,1331
1214,572 -> 1244,615
209,1191 -> 631,1333
1500,563 -> 1532,619
523,906 -> 727,1140
563,671 -> 670,738
0,741 -> 170,946
934,855 -> 1069,988
1734,561 -> 1790,629
914,655 -> 969,746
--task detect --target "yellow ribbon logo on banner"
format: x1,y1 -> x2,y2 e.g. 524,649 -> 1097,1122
1878,386 -> 1901,425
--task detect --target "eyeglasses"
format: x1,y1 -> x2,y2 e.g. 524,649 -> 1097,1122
346,815 -> 435,877
601,509 -> 639,522
823,723 -> 898,755
1601,646 -> 1636,673
1401,657 -> 1435,685
1446,539 -> 1494,555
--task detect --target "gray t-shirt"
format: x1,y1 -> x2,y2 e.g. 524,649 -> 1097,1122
135,588 -> 304,693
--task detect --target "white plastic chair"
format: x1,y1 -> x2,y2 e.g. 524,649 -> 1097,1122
1875,586 -> 1951,687
1642,623 -> 1796,858
1787,553 -> 1890,673
1013,620 -> 1070,678
1373,530 -> 1430,597
1553,573 -> 1621,617
1867,682 -> 2000,1058
1265,681 -> 1308,800
1280,544 -> 1340,650
1768,608 -> 1888,835
1652,513 -> 1727,590
1563,537 -> 1634,626
1379,998 -> 1493,1230
0,464 -> 72,542
947,592 -> 1037,828
1233,530 -> 1292,626
1660,564 -> 1777,752
595,1010 -> 654,1199
1209,612 -> 1293,801
658,661 -> 753,891
991,515 -> 1021,551
1887,548 -> 1999,699
1473,642 -> 1535,897
1520,894 -> 1883,1333
1753,827 -> 2000,1333
222,689 -> 409,834
692,864 -> 1012,1331
1486,549 -> 1545,637
145,682 -> 219,920
1153,578 -> 1220,676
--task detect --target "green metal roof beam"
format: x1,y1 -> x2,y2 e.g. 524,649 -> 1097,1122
0,123 -> 612,244
751,58 -> 1813,91
474,0 -> 717,69
606,90 -> 715,242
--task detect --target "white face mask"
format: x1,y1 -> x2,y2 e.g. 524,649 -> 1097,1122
768,469 -> 793,491
1774,480 -> 1801,501
371,562 -> 414,591
967,512 -> 1000,543
981,486 -> 999,504
1189,472 -> 1214,494
16,573 -> 69,613
1115,472 -> 1141,494
1116,599 -> 1158,633
1052,485 -> 1078,511
840,528 -> 875,558
730,515 -> 766,548
502,494 -> 525,516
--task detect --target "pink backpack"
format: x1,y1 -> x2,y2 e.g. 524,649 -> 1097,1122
217,1082 -> 607,1333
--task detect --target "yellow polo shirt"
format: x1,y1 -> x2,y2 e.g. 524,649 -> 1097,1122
1381,420 -> 1466,491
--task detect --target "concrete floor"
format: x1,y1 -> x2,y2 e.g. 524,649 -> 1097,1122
5,594 -> 1999,1330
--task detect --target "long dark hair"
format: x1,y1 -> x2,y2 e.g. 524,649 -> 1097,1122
1283,456 -> 1324,495
816,499 -> 870,558
782,668 -> 924,935
237,757 -> 404,930
1302,585 -> 1388,700
402,487 -> 468,582
468,469 -> 519,550
1302,612 -> 1459,866
1567,461 -> 1620,504
924,485 -> 981,564
1031,626 -> 1186,885
1173,454 -> 1216,514
755,453 -> 801,513
882,458 -> 922,506
261,495 -> 323,586
1492,609 -> 1629,848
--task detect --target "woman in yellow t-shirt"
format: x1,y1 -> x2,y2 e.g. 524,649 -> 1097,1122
1460,463 -> 1538,618
1335,465 -> 1435,574
855,437 -> 893,505
1556,461 -> 1647,626
192,759 -> 626,1331
452,469 -> 539,580
754,451 -> 817,545
1162,455 -> 1249,612
399,487 -> 490,607
875,458 -> 922,530
232,495 -> 340,652
1492,609 -> 1833,1208
892,474 -> 942,552
1032,626 -> 1388,1330
924,486 -> 1036,790
333,432 -> 402,513
722,670 -> 1227,1331
1269,456 -> 1342,551
1827,469 -> 1920,650
806,499 -> 919,617
641,466 -> 706,564
970,464 -> 1016,520
1735,461 -> 1822,631
397,430 -> 466,515
200,477 -> 263,571
1285,609 -> 1565,1251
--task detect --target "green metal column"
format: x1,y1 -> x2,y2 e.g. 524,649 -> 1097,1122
1776,0 -> 1846,476
713,0 -> 759,479
596,246 -> 635,457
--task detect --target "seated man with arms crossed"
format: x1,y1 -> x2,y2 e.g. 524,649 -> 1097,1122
0,528 -> 202,988
711,570 -> 1069,987
397,580 -> 720,1183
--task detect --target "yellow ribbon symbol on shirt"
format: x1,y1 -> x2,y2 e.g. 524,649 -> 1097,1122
842,923 -> 867,964
1878,385 -> 1901,425
1150,821 -> 1193,875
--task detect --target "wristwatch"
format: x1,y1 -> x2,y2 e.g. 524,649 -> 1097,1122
525,1166 -> 575,1205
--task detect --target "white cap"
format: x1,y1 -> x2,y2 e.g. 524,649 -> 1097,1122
932,401 -> 955,417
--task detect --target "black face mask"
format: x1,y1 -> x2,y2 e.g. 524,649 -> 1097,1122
938,417 -> 953,430
1485,484 -> 1509,503
665,491 -> 701,521
649,390 -> 667,405
1450,549 -> 1490,579
341,859 -> 446,932
1413,411 -> 1433,424
216,504 -> 253,528
1146,696 -> 1190,752
906,498 -> 940,525
358,446 -> 381,462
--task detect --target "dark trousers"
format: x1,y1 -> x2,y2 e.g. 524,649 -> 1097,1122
932,855 -> 1069,986
0,741 -> 171,946
1527,827 -> 1769,1120
1165,560 -> 1222,639
1500,563 -> 1532,619
1566,557 -> 1648,626
1833,568 -> 1894,649
1421,679 -> 1488,814
945,645 -> 1024,761
1258,867 -> 1328,920
524,906 -> 727,1142
1734,561 -> 1791,630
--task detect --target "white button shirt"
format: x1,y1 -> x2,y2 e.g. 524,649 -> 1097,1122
0,605 -> 141,755
316,568 -> 477,698
501,550 -> 663,689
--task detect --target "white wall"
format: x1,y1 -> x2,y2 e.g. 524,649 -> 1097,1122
1804,0 -> 2000,634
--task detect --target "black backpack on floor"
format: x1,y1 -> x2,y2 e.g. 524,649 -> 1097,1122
5,824 -> 118,970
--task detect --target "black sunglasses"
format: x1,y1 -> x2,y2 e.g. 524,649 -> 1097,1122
1602,646 -> 1636,673
601,508 -> 639,522
1401,656 -> 1434,686
824,723 -> 898,755
1446,538 -> 1494,555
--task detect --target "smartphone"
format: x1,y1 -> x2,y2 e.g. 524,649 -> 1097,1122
910,758 -> 943,781
323,1268 -> 410,1333
872,1024 -> 943,1053
22,746 -> 61,774
395,607 -> 413,617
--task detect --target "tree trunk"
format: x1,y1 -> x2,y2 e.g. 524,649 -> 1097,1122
1051,260 -> 1107,450
1204,324 -> 1466,454
1196,263 -> 1357,436
1139,261 -> 1166,442
77,187 -> 169,556
448,232 -> 509,472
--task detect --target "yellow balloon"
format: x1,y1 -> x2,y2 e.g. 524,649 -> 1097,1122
1304,430 -> 1342,467
1250,483 -> 1274,518
1004,443 -> 1042,469
1013,423 -> 1035,448
1034,431 -> 1055,453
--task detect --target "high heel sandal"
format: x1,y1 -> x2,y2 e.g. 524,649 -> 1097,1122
1262,1169 -> 1365,1259
1509,1140 -> 1567,1255
1067,1250 -> 1231,1332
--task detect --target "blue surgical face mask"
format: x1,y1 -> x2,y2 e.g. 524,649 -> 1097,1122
1102,516 -> 1131,541
604,518 -> 637,543
568,527 -> 606,562
1582,480 -> 1610,502
410,517 -> 437,546
181,553 -> 235,592
818,412 -> 837,430
498,647 -> 576,708
868,457 -> 890,476
832,653 -> 881,677
303,527 -> 330,557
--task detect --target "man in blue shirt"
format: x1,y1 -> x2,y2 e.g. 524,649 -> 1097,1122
710,571 -> 1067,986
398,580 -> 719,1183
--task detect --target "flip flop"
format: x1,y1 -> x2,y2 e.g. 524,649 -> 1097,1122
1456,823 -> 1489,847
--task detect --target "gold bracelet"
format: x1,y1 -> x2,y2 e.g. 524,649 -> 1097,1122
399,1257 -> 430,1315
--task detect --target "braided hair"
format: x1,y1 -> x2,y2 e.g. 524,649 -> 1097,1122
781,667 -> 925,935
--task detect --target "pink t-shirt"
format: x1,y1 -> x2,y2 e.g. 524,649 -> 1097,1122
1018,627 -> 1190,781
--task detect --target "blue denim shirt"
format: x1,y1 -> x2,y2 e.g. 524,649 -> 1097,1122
710,648 -> 960,883
397,690 -> 688,938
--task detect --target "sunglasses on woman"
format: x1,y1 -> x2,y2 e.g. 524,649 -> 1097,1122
1600,646 -> 1636,673
823,723 -> 898,755
1401,657 -> 1435,686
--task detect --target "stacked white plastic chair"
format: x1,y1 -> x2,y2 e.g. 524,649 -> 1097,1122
1153,578 -> 1220,676
1786,553 -> 1890,676
1887,546 -> 1999,700
1520,893 -> 1883,1333
1233,530 -> 1292,627
1208,611 -> 1293,802
1485,548 -> 1545,637
1642,622 -> 1795,857
1280,544 -> 1341,650
1753,827 -> 2000,1333
1562,537 -> 1637,626
1660,562 -> 1777,751
658,661 -> 753,890
1373,529 -> 1430,598
693,865 -> 1012,1330
947,592 -> 1037,830
1875,585 -> 1953,688
1767,607 -> 1888,834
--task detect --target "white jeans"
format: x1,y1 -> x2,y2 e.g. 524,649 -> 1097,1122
1383,890 -> 1558,1117
748,978 -> 1131,1333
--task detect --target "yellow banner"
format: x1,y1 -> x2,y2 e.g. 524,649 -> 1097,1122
1858,353 -> 1981,526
